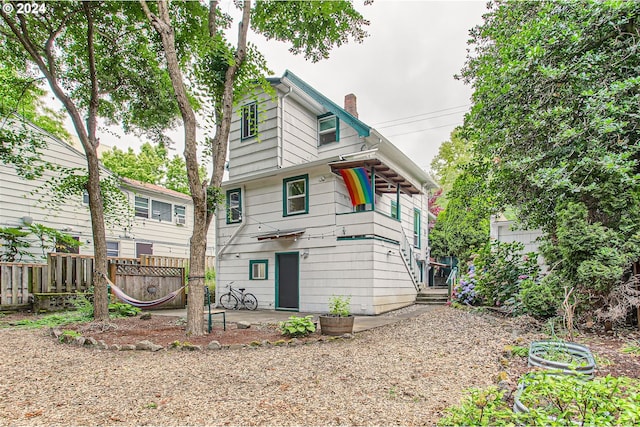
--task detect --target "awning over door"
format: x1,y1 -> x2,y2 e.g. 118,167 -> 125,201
255,228 -> 306,241
329,159 -> 422,196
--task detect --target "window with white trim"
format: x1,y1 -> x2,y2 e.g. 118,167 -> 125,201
151,200 -> 172,222
135,196 -> 149,218
106,241 -> 119,257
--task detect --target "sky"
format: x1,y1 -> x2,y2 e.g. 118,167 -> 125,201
65,0 -> 488,175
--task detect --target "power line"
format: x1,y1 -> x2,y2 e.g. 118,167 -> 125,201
385,121 -> 463,138
370,104 -> 471,127
375,109 -> 469,130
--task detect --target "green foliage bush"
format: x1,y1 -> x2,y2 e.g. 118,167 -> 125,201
438,373 -> 640,426
473,241 -> 540,309
518,276 -> 562,319
328,295 -> 351,317
278,315 -> 316,338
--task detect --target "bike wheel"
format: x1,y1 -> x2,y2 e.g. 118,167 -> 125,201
242,293 -> 258,310
219,293 -> 238,310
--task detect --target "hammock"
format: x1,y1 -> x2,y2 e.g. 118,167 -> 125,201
105,276 -> 185,309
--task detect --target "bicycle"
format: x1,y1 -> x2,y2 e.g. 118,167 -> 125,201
219,282 -> 258,310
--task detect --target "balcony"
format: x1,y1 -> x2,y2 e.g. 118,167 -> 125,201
335,210 -> 401,243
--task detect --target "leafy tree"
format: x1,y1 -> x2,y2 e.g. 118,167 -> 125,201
429,169 -> 492,261
1,63 -> 69,179
140,0 -> 370,335
0,227 -> 31,262
101,142 -> 204,195
429,127 -> 474,209
1,2 -> 180,321
459,0 -> 640,313
101,143 -> 167,186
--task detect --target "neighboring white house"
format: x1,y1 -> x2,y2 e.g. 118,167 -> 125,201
215,71 -> 438,315
489,216 -> 544,255
0,118 -> 215,261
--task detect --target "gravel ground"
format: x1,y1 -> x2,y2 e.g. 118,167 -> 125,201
0,307 -> 543,426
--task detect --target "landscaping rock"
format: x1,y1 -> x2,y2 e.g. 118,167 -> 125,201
140,313 -> 152,320
207,341 -> 221,350
237,321 -> 251,329
229,344 -> 244,350
73,336 -> 86,346
136,340 -> 163,352
109,344 -> 121,351
120,344 -> 136,351
84,337 -> 98,346
50,328 -> 62,339
180,344 -> 202,351
97,340 -> 109,350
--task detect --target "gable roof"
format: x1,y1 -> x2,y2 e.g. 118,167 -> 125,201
268,70 -> 371,138
120,177 -> 191,201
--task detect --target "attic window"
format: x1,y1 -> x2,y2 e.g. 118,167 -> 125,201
318,114 -> 339,146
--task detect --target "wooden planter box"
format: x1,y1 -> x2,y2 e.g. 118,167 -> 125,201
319,315 -> 354,336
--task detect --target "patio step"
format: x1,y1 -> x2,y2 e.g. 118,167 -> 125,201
415,289 -> 449,305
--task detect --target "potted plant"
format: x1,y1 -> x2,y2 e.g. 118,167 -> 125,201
319,295 -> 354,336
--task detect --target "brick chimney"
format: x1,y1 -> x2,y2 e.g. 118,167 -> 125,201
344,93 -> 358,118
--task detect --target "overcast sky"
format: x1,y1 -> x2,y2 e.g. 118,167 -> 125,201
67,0 -> 488,174
246,0 -> 488,171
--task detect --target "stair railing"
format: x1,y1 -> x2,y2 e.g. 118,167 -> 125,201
399,226 -> 421,291
445,266 -> 458,301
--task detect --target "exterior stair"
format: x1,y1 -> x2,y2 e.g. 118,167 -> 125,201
415,287 -> 449,305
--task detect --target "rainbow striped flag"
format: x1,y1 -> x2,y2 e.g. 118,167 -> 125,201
340,167 -> 373,206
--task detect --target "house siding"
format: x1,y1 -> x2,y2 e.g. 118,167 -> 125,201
0,120 -> 215,262
217,72 -> 437,315
217,164 -> 426,315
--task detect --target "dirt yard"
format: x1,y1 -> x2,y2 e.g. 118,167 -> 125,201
0,306 -> 638,426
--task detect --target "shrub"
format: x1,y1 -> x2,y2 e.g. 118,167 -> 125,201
473,240 -> 540,308
453,264 -> 480,305
519,276 -> 562,318
279,315 -> 316,338
328,295 -> 351,317
109,301 -> 141,318
437,373 -> 640,426
437,386 -> 512,426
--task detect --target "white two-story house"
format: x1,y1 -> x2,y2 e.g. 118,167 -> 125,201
215,71 -> 438,315
0,118 -> 215,262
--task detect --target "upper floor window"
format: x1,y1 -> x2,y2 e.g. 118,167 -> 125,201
283,175 -> 308,216
135,196 -> 149,218
174,205 -> 186,225
226,188 -> 242,224
151,200 -> 172,222
241,102 -> 258,140
318,114 -> 339,146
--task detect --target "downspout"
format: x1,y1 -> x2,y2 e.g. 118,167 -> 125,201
279,84 -> 293,168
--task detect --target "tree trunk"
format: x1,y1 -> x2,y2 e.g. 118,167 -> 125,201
86,152 -> 109,321
141,0 -> 252,336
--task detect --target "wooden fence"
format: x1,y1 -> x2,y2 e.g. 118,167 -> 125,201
113,264 -> 185,309
1,253 -> 214,310
0,263 -> 47,307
